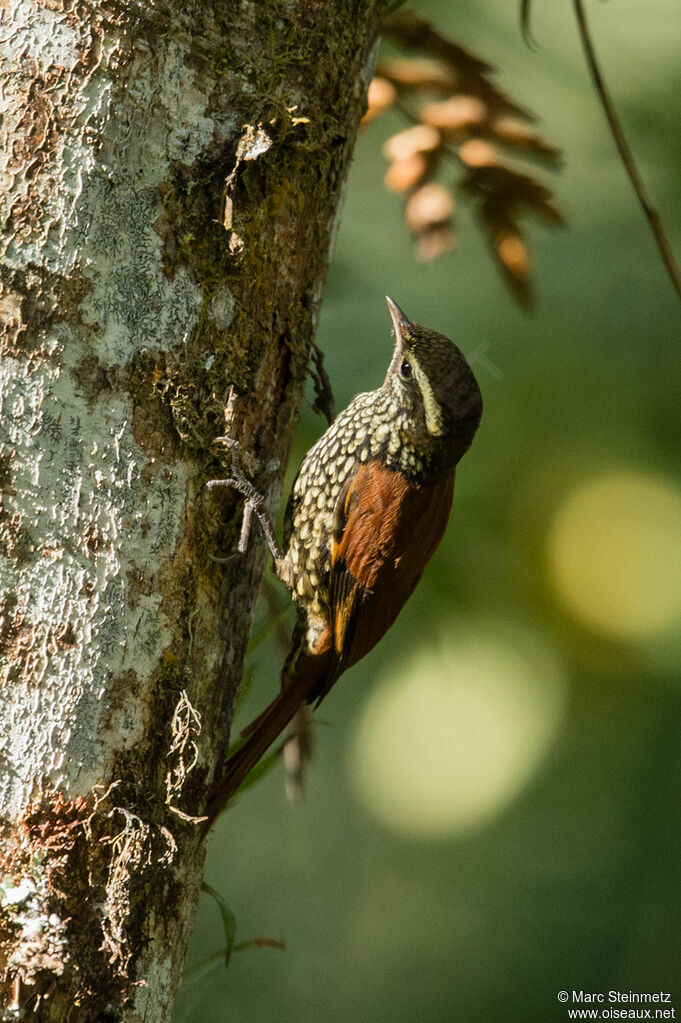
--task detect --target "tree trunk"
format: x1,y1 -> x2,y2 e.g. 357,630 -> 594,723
0,1 -> 385,1019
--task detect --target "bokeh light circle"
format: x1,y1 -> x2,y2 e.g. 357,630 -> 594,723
349,626 -> 566,839
548,471 -> 681,639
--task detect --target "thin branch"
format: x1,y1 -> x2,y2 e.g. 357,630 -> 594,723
572,0 -> 681,304
519,0 -> 538,50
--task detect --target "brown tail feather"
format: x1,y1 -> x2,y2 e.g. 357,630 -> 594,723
202,632 -> 331,834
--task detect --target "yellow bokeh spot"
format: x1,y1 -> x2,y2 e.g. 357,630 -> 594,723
548,471 -> 681,639
349,627 -> 565,839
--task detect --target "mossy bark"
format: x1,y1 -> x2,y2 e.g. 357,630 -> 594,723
0,2 -> 386,1019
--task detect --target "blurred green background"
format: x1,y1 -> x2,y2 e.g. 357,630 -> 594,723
175,1 -> 681,1019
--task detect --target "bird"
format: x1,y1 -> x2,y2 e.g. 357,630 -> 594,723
203,297 -> 482,829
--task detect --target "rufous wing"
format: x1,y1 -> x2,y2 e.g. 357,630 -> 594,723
313,460 -> 456,704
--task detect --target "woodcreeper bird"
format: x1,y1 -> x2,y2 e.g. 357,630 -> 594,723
204,297 -> 482,828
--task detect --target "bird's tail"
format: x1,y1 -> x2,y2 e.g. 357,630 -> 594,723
202,630 -> 331,833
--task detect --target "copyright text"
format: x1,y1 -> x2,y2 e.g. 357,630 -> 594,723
557,991 -> 675,1019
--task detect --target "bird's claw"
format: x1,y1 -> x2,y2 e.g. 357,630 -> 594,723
206,441 -> 284,562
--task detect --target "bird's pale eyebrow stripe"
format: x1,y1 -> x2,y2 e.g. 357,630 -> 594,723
410,354 -> 444,436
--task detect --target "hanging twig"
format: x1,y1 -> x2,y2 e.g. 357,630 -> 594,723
519,0 -> 538,50
572,0 -> 681,303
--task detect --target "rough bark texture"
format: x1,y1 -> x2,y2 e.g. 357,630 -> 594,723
0,1 -> 385,1019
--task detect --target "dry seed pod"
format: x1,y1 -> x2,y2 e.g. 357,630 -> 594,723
479,204 -> 532,304
377,57 -> 456,92
420,95 -> 487,132
382,123 -> 441,162
458,139 -> 502,168
490,117 -> 561,161
486,166 -> 552,203
405,182 -> 454,232
416,224 -> 455,261
363,77 -> 397,125
501,176 -> 565,226
497,231 -> 530,278
384,153 -> 429,194
463,166 -> 564,226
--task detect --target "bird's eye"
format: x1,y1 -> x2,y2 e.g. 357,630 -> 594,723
400,359 -> 412,379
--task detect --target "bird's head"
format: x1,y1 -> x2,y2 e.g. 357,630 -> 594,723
384,297 -> 483,472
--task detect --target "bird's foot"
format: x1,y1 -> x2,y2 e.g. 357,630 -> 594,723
207,437 -> 284,561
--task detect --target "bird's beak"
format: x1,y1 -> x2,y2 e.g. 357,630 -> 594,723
386,296 -> 411,348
